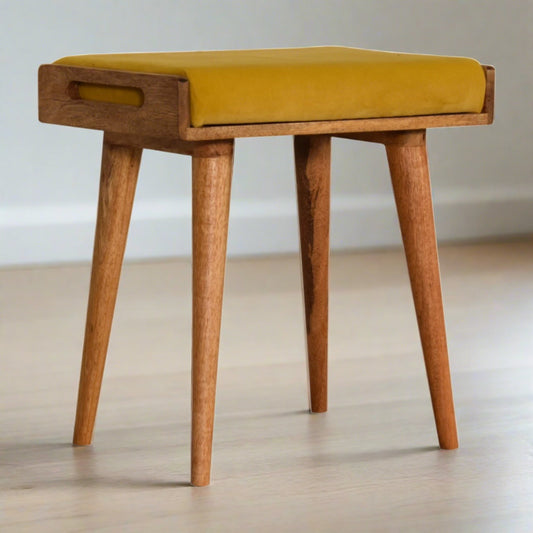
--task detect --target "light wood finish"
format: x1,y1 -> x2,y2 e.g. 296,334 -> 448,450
39,64 -> 494,142
180,105 -> 492,141
334,130 -> 430,146
481,65 -> 495,122
73,135 -> 142,445
385,130 -> 458,449
2,243 -> 532,531
294,135 -> 331,413
191,140 -> 235,486
104,131 -> 228,157
38,64 -> 189,138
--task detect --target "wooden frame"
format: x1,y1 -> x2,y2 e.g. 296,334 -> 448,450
38,60 -> 495,487
39,64 -> 494,142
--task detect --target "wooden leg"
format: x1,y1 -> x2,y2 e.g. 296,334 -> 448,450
73,135 -> 142,445
294,135 -> 331,413
191,140 -> 234,486
385,130 -> 458,450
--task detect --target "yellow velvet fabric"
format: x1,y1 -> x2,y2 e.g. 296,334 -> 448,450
55,47 -> 486,127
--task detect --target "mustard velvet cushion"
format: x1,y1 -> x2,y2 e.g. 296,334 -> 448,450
54,46 -> 486,128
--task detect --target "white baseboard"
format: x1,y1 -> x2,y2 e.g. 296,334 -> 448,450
1,189 -> 533,266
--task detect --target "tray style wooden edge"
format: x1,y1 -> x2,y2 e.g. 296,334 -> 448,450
39,64 -> 494,142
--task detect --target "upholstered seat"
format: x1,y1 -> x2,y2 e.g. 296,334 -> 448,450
55,46 -> 486,127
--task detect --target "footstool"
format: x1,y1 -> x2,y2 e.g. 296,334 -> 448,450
38,46 -> 494,485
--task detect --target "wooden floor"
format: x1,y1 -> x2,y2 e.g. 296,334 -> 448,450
1,241 -> 532,532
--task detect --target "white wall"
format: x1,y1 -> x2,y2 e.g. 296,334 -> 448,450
1,0 -> 532,266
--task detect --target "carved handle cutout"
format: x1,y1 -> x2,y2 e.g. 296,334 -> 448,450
68,81 -> 144,107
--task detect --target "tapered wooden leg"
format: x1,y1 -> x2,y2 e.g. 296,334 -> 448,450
191,140 -> 234,486
73,135 -> 142,445
386,130 -> 458,449
294,135 -> 331,413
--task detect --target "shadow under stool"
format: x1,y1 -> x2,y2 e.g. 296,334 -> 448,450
38,46 -> 494,486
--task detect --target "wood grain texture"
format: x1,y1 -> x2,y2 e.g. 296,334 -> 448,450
73,135 -> 142,445
334,130 -> 429,146
481,65 -> 495,123
38,64 -> 188,138
181,110 -> 492,141
294,135 -> 331,413
191,141 -> 235,486
104,132 -> 232,157
385,130 -> 458,450
39,64 -> 494,141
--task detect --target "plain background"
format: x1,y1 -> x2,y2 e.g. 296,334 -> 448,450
1,0 -> 532,266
